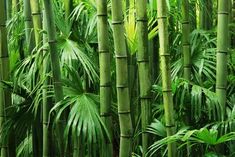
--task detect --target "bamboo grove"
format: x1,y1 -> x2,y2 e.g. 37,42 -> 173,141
0,0 -> 234,157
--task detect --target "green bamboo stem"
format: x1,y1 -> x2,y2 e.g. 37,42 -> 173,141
30,1 -> 43,157
157,0 -> 176,157
0,0 -> 11,156
182,0 -> 191,80
64,0 -> 73,21
12,0 -> 20,13
136,0 -> 152,156
23,0 -> 35,55
96,0 -> 113,156
231,0 -> 235,48
111,0 -> 133,156
30,0 -> 42,48
216,0 -> 229,120
42,9 -> 51,157
199,0 -> 213,30
189,0 -> 196,30
43,1 -> 65,156
6,0 -> 12,20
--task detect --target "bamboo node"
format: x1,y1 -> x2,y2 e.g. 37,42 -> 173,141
140,96 -> 152,100
0,24 -> 6,27
32,12 -> 41,15
99,50 -> 109,53
136,18 -> 148,22
24,18 -> 32,22
183,64 -> 192,68
42,48 -> 49,51
157,16 -> 167,19
53,81 -> 62,85
42,121 -> 51,125
116,84 -> 128,88
217,11 -> 229,15
120,134 -> 132,138
115,55 -> 127,59
160,53 -> 170,56
182,21 -> 190,24
97,13 -> 107,16
100,112 -> 111,117
112,20 -> 123,25
48,40 -> 57,44
0,145 -> 8,148
100,83 -> 112,87
182,43 -> 190,46
217,50 -> 228,54
118,110 -> 131,114
216,86 -> 226,90
162,89 -> 172,92
165,124 -> 175,128
0,55 -> 9,58
137,59 -> 149,63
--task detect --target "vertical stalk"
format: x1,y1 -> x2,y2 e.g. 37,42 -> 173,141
189,0 -> 196,30
216,0 -> 229,120
111,0 -> 133,156
30,0 -> 42,48
23,0 -> 35,55
64,0 -> 73,21
157,0 -> 176,157
96,0 -> 113,156
6,0 -> 12,20
136,0 -> 152,156
199,0 -> 213,30
0,0 -> 12,156
30,1 -> 43,157
12,0 -> 20,13
42,9 -> 51,157
232,0 -> 235,48
43,0 -> 65,156
182,0 -> 191,80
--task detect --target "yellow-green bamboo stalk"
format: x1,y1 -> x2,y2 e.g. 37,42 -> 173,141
111,0 -> 133,156
136,0 -> 152,156
0,0 -> 12,156
6,0 -> 12,20
182,0 -> 191,80
23,0 -> 35,55
64,0 -> 73,21
96,0 -> 113,156
216,0 -> 229,120
30,0 -> 42,48
157,0 -> 176,156
12,0 -> 20,13
43,1 -> 65,156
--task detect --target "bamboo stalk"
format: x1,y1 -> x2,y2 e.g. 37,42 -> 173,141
111,0 -> 133,156
64,0 -> 73,21
30,0 -> 42,48
136,0 -> 152,156
216,0 -> 229,120
6,0 -> 12,20
182,0 -> 191,80
157,0 -> 176,156
96,0 -> 113,156
23,0 -> 35,55
0,0 -> 12,156
43,1 -> 65,156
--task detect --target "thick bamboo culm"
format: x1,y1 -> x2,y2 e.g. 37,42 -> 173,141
216,0 -> 229,119
157,0 -> 176,156
111,0 -> 133,156
136,0 -> 152,156
182,0 -> 191,80
96,0 -> 113,156
0,0 -> 12,156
